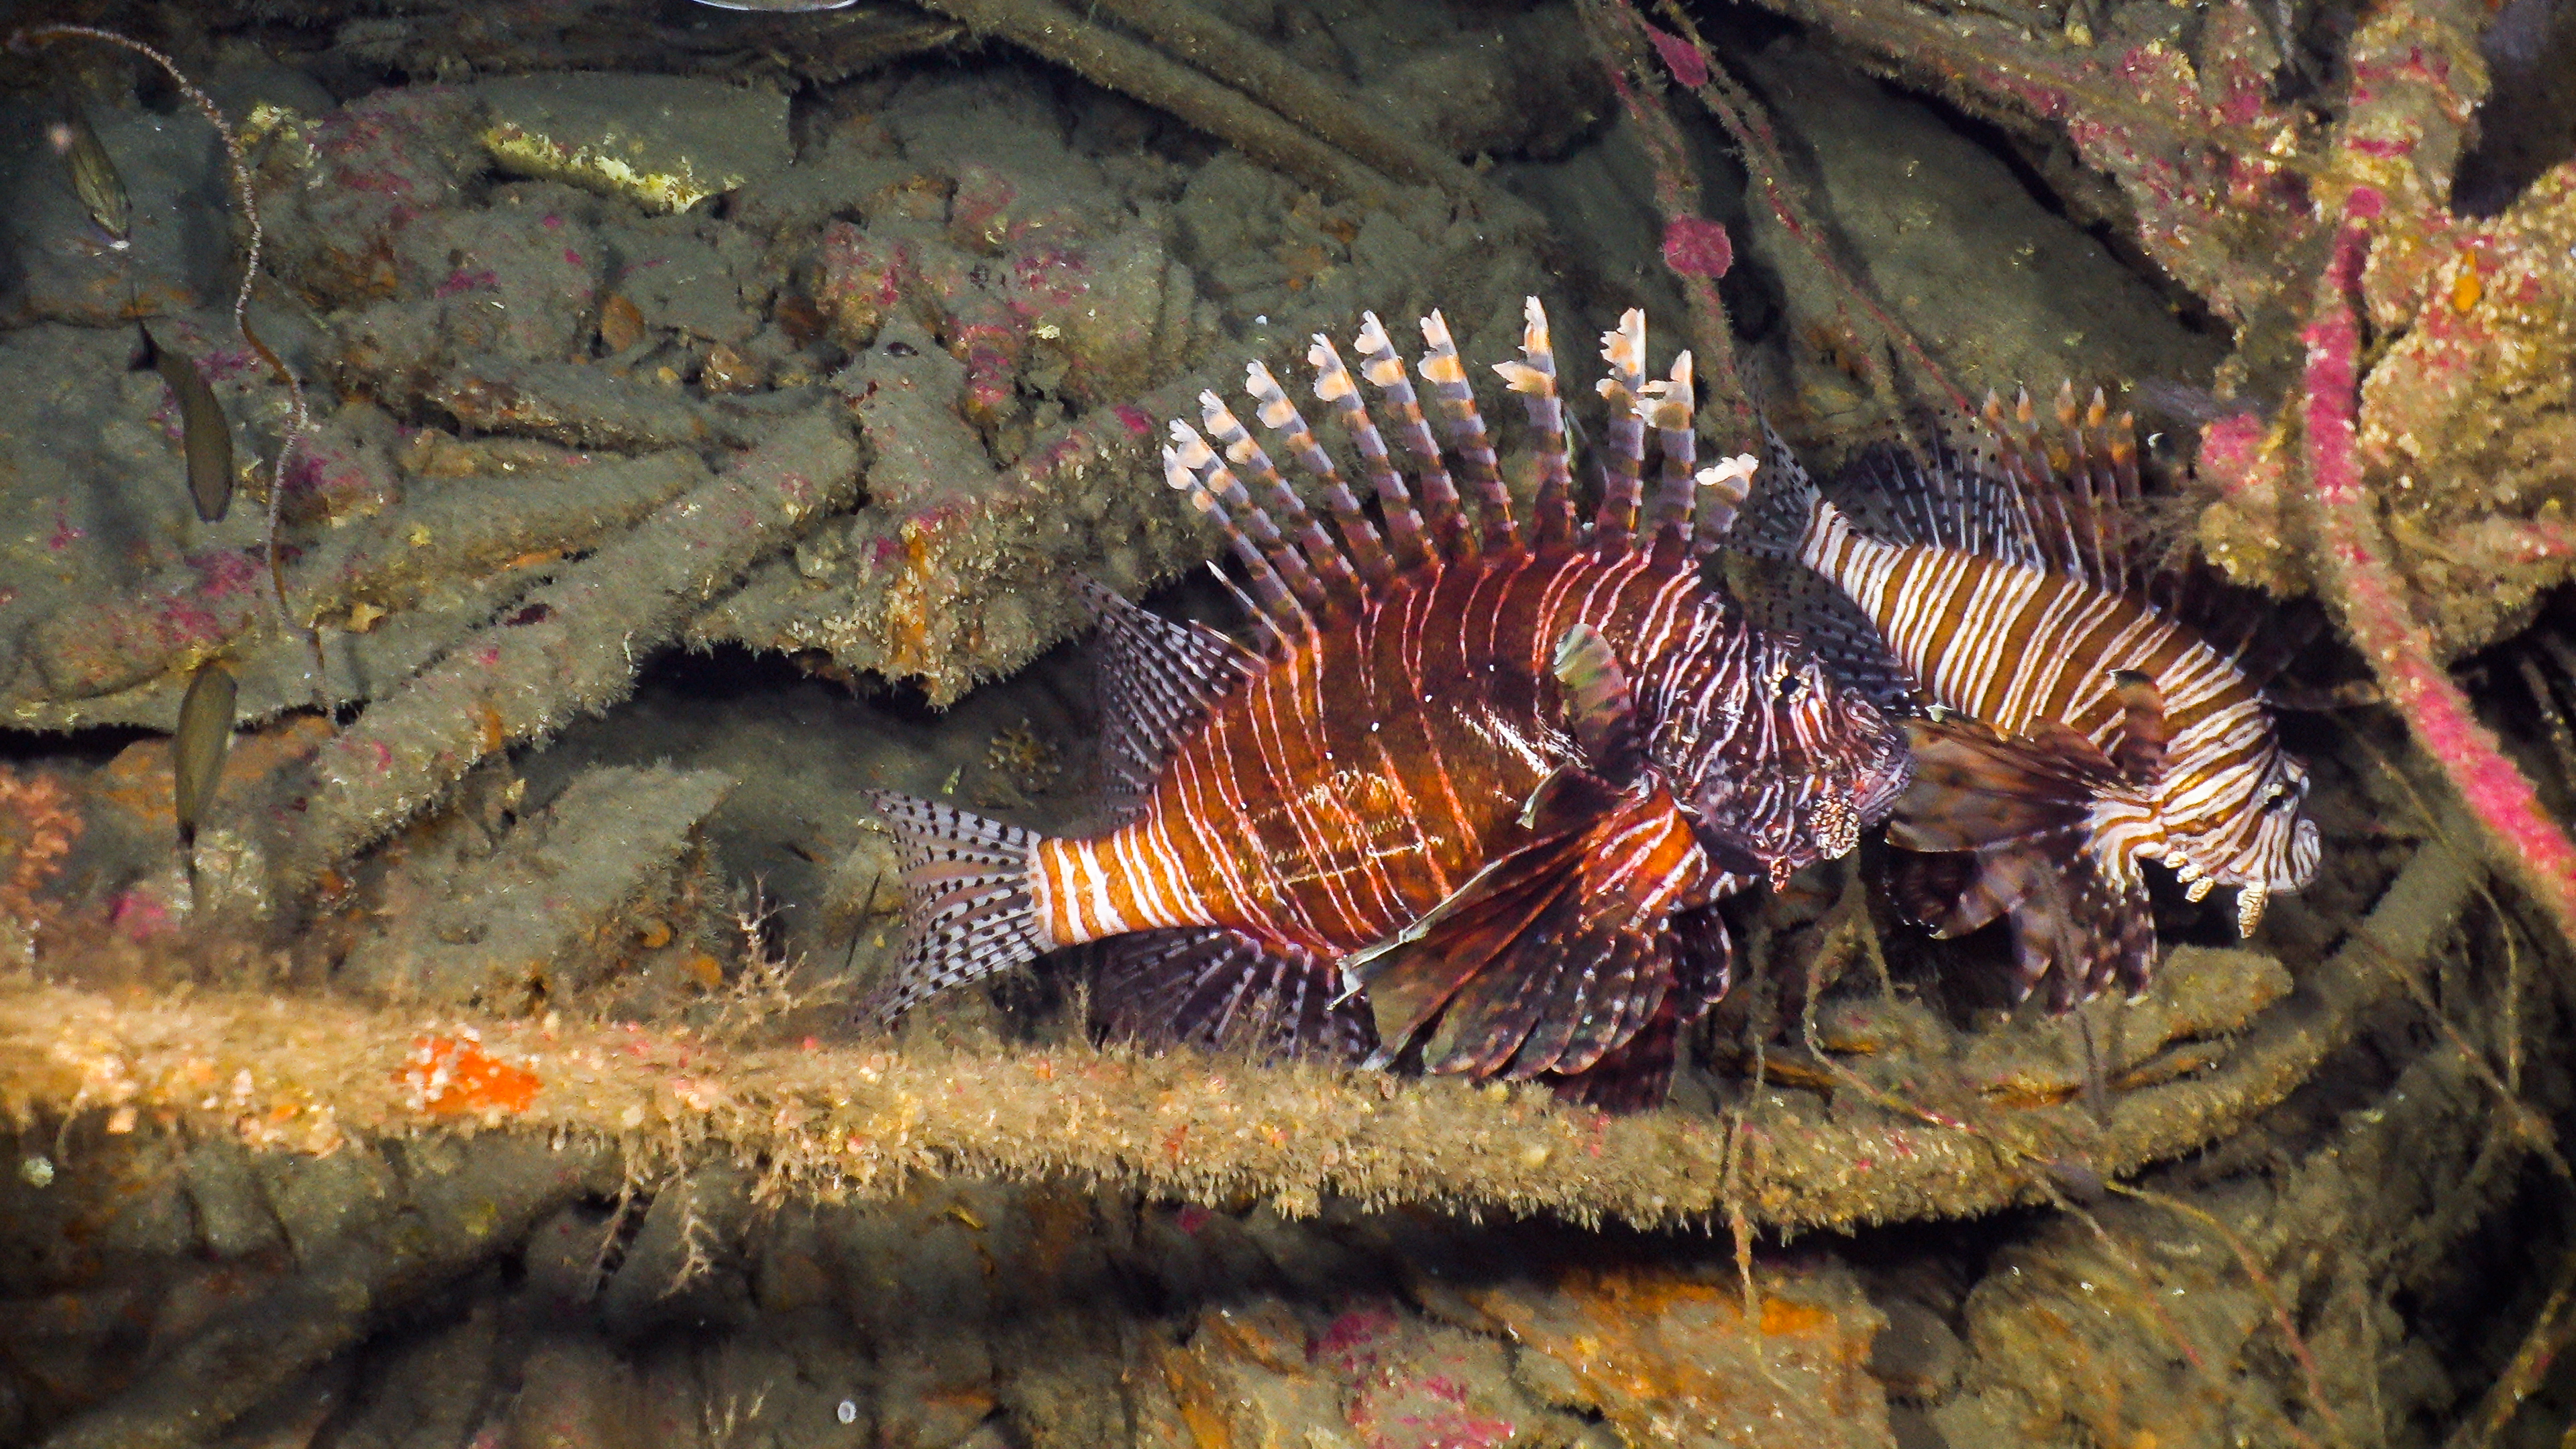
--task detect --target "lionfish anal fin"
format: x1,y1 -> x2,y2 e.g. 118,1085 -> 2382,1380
1095,926 -> 1372,1060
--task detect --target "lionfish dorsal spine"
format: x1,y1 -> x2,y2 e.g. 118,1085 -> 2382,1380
1416,311 -> 1521,553
1245,360 -> 1395,587
1198,391 -> 1362,604
1162,438 -> 1306,647
1591,309 -> 1651,549
1169,422 -> 1328,616
1642,350 -> 1699,539
1491,297 -> 1578,548
1690,453 -> 1760,557
1352,312 -> 1471,558
1308,333 -> 1434,571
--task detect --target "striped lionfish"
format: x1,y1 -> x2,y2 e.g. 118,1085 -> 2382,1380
1741,389 -> 2322,1008
868,302 -> 1912,1108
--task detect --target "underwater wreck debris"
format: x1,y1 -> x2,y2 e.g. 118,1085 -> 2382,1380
474,72 -> 792,215
1580,0 -> 1754,441
345,765 -> 735,1009
1054,0 -> 1504,211
28,1136 -> 615,1449
11,447 -> 709,722
1454,1260 -> 1892,1446
259,408 -> 858,899
0,829 -> 2475,1232
2299,216 -> 2576,959
901,0 -> 1394,206
10,21 -> 328,706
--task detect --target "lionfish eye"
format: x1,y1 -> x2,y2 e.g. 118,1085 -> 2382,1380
1774,667 -> 1805,704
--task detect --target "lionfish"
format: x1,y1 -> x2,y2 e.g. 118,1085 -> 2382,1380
868,301 -> 1912,1108
1740,388 -> 2322,1007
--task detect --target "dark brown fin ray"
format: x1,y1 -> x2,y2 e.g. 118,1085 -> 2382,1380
1833,427 -> 2045,570
1591,310 -> 1649,550
1666,903 -> 1737,1018
2004,849 -> 2155,1009
1492,297 -> 1578,548
1096,926 -> 1373,1061
1245,360 -> 1394,586
1887,718 -> 2161,1008
1416,782 -> 1708,1080
1350,768 -> 1628,1062
2106,669 -> 2169,783
1416,311 -> 1519,552
1887,716 -> 2110,855
1197,391 -> 1360,604
1080,579 -> 1256,818
1426,918 -> 1578,1076
1551,623 -> 1642,786
1354,313 -> 1470,558
1309,333 -> 1433,571
1553,939 -> 1664,1078
1546,995 -> 1682,1112
1358,844 -> 1585,1065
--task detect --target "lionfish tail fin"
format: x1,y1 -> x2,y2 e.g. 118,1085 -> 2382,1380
864,792 -> 1050,1026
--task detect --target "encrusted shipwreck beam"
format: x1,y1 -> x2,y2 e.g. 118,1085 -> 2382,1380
0,833 -> 2476,1232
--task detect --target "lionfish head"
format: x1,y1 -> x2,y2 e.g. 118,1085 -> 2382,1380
1687,639 -> 1913,888
2155,741 -> 2322,933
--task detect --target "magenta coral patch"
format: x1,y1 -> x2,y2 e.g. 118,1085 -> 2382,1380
1660,216 -> 1733,279
1646,25 -> 1708,89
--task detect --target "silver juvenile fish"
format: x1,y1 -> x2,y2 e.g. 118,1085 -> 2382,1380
174,660 -> 237,906
48,109 -> 128,248
139,322 -> 235,523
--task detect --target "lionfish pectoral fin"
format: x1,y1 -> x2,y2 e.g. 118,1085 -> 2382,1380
1546,994 -> 1684,1112
1095,927 -> 1373,1061
1354,853 -> 1582,1069
2235,883 -> 2269,938
2105,670 -> 2169,784
1890,716 -> 2107,853
863,792 -> 1051,1026
1670,904 -> 1738,1015
1426,784 -> 1709,1081
2005,850 -> 2155,1010
1550,623 -> 1643,785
